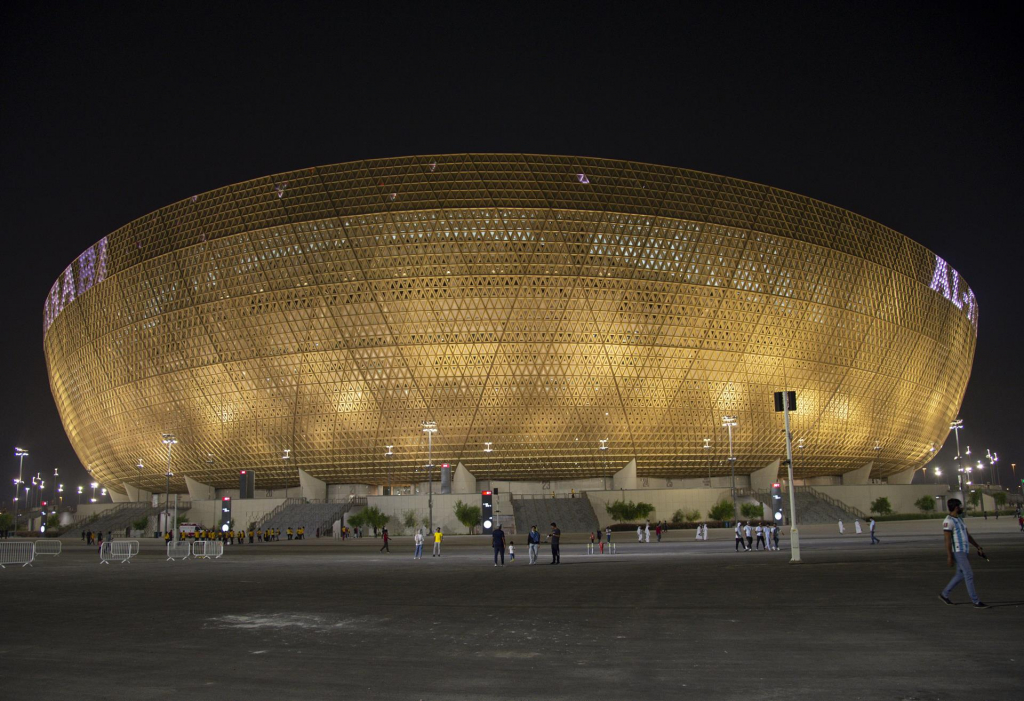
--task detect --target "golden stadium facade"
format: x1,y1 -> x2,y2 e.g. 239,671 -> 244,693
43,155 -> 977,491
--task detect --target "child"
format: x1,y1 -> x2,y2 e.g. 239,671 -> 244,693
508,540 -> 515,562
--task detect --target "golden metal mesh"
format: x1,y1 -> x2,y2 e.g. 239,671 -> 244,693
43,155 -> 976,490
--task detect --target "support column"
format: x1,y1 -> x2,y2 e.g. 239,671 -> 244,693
107,488 -> 129,503
299,469 -> 327,501
612,458 -> 637,491
750,459 -> 781,492
886,467 -> 916,485
185,476 -> 216,501
842,461 -> 873,485
453,463 -> 477,493
123,483 -> 153,503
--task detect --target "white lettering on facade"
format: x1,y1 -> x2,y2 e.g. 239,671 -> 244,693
929,254 -> 977,332
43,236 -> 109,334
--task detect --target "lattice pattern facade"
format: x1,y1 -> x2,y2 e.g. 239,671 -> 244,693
43,155 -> 977,490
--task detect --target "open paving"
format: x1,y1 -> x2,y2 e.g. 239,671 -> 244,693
2,519 -> 1022,700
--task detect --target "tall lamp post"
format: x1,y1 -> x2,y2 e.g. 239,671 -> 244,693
90,481 -> 98,503
722,416 -> 738,521
385,445 -> 394,496
13,447 -> 28,535
950,419 -> 965,501
422,421 -> 437,533
162,433 -> 178,540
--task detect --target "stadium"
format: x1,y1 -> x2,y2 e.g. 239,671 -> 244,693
43,154 -> 976,502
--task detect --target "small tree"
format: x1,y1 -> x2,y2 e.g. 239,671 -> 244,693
453,499 -> 482,534
46,513 -> 60,530
403,510 -> 418,531
0,512 -> 14,532
605,500 -> 656,522
132,515 -> 150,531
347,510 -> 366,530
740,502 -> 763,519
870,496 -> 893,515
967,490 -> 981,507
361,506 -> 391,533
993,492 -> 1007,508
708,499 -> 733,521
686,509 -> 702,522
914,496 -> 935,512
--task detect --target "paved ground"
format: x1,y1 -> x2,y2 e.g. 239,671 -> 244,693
2,519 -> 1022,700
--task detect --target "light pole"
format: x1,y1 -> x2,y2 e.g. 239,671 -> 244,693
162,433 -> 178,540
13,448 -> 27,534
950,419 -> 965,501
77,485 -> 83,506
52,468 -> 59,512
986,449 -> 1000,488
722,416 -> 738,521
282,448 -> 292,498
422,421 -> 437,533
385,445 -> 394,496
90,482 -> 98,503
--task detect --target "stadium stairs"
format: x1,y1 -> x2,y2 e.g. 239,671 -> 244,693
62,502 -> 170,538
257,500 -> 363,537
511,494 -> 600,534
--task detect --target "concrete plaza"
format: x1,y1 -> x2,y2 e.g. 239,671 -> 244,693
1,518 -> 1022,700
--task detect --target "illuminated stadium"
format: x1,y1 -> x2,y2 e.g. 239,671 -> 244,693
42,155 -> 977,491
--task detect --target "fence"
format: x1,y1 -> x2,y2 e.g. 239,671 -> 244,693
99,540 -> 139,564
0,541 -> 35,568
192,540 -> 224,559
166,540 -> 191,561
33,540 -> 62,556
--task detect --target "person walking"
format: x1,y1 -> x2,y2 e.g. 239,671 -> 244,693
754,524 -> 765,550
838,519 -> 845,534
869,518 -> 880,544
773,524 -> 780,550
492,522 -> 506,566
379,527 -> 390,553
414,528 -> 424,559
637,525 -> 643,543
547,522 -> 561,564
695,524 -> 702,541
854,519 -> 862,534
528,525 -> 541,564
734,522 -> 746,551
432,527 -> 443,556
508,540 -> 515,563
939,498 -> 989,608
644,521 -> 651,543
655,523 -> 662,543
744,521 -> 753,551
702,523 -> 708,541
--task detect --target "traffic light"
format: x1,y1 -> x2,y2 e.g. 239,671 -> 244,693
481,490 -> 493,534
239,469 -> 254,499
770,483 -> 784,523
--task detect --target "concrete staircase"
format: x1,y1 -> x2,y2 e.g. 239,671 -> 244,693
259,501 -> 359,536
792,487 -> 866,524
511,495 -> 600,534
63,503 -> 166,538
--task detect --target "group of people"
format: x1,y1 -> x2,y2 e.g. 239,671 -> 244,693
837,518 -> 880,544
586,527 -> 615,553
733,521 -> 782,551
490,522 -> 561,565
636,521 -> 670,542
411,527 -> 445,558
81,530 -> 110,545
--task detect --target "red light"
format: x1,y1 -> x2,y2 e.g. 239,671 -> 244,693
442,463 -> 449,468
223,497 -> 231,501
772,483 -> 781,488
240,470 -> 246,474
482,490 -> 491,495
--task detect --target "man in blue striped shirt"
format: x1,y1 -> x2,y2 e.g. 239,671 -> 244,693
939,498 -> 989,609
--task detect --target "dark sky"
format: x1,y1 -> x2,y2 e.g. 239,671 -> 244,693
1,2 -> 1021,500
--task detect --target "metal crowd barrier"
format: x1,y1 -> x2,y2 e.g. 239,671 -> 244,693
166,540 -> 191,561
0,541 -> 35,568
100,539 -> 140,564
192,540 -> 224,559
33,540 -> 62,557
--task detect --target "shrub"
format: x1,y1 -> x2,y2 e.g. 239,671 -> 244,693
46,513 -> 60,529
361,506 -> 391,531
403,510 -> 418,530
453,500 -> 482,534
132,515 -> 150,531
914,496 -> 936,512
605,500 -> 656,522
993,492 -> 1007,507
0,513 -> 14,532
967,490 -> 981,507
870,497 -> 893,515
347,510 -> 366,529
671,508 -> 701,523
708,500 -> 733,521
740,502 -> 763,519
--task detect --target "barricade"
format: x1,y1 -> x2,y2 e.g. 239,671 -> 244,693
166,540 -> 191,561
33,540 -> 62,557
100,539 -> 140,564
0,541 -> 35,568
192,540 -> 224,559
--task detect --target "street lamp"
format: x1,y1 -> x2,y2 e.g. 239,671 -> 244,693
77,485 -> 83,506
950,419 -> 965,500
385,445 -> 394,496
52,468 -> 59,512
722,416 -> 738,521
422,421 -> 437,532
986,449 -> 1000,488
13,448 -> 27,534
162,433 -> 178,540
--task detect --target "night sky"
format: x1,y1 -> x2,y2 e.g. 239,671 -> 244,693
1,2 -> 1020,500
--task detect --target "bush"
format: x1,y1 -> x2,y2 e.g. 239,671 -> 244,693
403,510 -> 418,531
46,513 -> 60,529
0,513 -> 13,532
708,500 -> 733,521
605,500 -> 656,522
870,497 -> 893,515
967,490 -> 981,507
347,510 -> 366,530
361,506 -> 391,532
993,492 -> 1007,507
453,500 -> 482,534
671,508 -> 704,524
740,502 -> 763,519
132,515 -> 150,531
914,496 -> 936,512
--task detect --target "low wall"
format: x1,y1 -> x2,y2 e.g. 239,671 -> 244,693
185,497 -> 285,530
814,484 -> 951,515
586,488 -> 737,529
365,494 -> 482,535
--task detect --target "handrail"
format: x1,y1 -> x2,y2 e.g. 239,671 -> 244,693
254,498 -> 303,531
